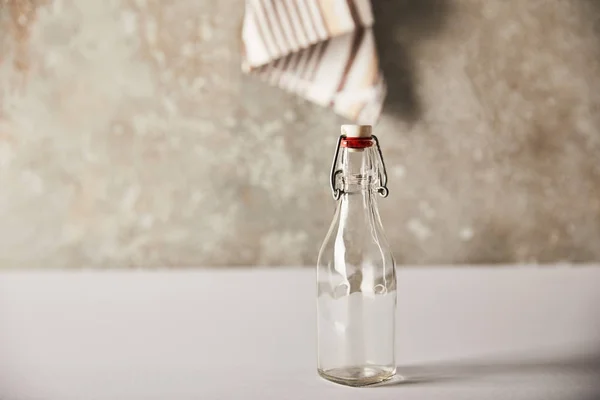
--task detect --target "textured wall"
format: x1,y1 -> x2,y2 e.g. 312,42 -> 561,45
1,0 -> 600,268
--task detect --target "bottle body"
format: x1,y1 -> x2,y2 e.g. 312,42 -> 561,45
317,130 -> 396,386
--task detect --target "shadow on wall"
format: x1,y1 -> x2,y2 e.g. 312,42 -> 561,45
584,0 -> 600,60
372,0 -> 453,123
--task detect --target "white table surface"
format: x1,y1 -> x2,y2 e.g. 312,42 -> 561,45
1,266 -> 599,400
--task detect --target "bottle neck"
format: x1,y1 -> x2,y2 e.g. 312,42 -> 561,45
339,147 -> 377,195
333,149 -> 384,276
338,186 -> 376,227
330,134 -> 389,200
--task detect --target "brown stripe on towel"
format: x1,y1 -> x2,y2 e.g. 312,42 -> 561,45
296,0 -> 319,43
282,52 -> 301,91
268,57 -> 283,85
253,0 -> 282,58
331,28 -> 366,106
307,40 -> 330,88
346,0 -> 362,29
275,54 -> 293,87
280,0 -> 303,50
271,0 -> 297,52
287,0 -> 309,47
258,0 -> 285,56
294,44 -> 316,93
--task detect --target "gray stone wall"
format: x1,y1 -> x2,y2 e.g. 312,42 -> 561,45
1,0 -> 599,267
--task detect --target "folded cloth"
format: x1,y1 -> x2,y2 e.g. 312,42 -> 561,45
242,0 -> 386,124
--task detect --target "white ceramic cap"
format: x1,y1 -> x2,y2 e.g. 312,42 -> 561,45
341,124 -> 372,138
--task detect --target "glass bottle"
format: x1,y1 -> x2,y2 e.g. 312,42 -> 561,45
317,125 -> 396,387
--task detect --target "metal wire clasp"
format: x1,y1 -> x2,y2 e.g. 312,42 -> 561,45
329,135 -> 390,200
329,135 -> 345,200
372,135 -> 389,198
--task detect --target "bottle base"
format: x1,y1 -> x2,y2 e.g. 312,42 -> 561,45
318,365 -> 395,387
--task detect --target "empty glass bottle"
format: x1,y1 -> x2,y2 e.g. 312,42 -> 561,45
317,125 -> 396,387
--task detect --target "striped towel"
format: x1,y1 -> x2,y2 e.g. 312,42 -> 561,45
242,0 -> 386,124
